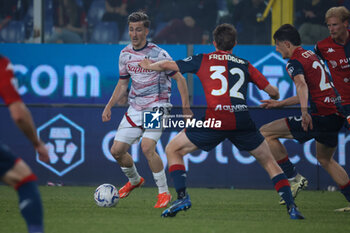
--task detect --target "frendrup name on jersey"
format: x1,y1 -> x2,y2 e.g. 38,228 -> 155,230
209,54 -> 245,64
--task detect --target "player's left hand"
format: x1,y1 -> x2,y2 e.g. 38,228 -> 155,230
301,112 -> 313,131
139,58 -> 152,69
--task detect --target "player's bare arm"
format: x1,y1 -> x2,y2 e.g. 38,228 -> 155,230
263,84 -> 280,100
102,78 -> 129,122
139,59 -> 179,72
8,101 -> 49,162
170,72 -> 193,120
294,74 -> 313,131
260,96 -> 300,109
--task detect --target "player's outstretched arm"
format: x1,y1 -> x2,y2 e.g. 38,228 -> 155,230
139,59 -> 179,72
294,74 -> 313,131
8,101 -> 49,162
263,84 -> 280,100
171,72 -> 193,119
260,96 -> 300,109
102,78 -> 129,122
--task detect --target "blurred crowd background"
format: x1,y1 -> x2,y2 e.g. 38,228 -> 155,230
0,0 -> 349,45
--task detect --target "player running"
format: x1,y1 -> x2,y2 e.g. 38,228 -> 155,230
315,6 -> 350,120
0,54 -> 49,233
102,11 -> 192,208
139,23 -> 304,219
260,24 -> 350,210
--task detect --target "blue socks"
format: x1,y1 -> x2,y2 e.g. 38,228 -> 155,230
169,164 -> 187,199
277,157 -> 297,179
272,173 -> 294,207
16,175 -> 44,233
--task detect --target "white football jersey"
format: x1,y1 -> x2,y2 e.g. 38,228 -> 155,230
118,42 -> 175,110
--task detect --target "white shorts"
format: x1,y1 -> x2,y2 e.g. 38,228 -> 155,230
114,105 -> 171,145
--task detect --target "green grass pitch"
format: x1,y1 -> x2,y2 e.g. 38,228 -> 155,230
0,186 -> 349,233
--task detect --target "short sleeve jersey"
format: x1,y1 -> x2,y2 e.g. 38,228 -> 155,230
315,32 -> 350,106
287,47 -> 338,116
0,55 -> 21,105
176,50 -> 269,130
119,42 -> 176,110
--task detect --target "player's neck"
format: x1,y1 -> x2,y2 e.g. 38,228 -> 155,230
133,41 -> 148,51
289,46 -> 300,58
334,30 -> 349,45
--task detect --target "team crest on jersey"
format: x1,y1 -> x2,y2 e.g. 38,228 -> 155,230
329,60 -> 337,68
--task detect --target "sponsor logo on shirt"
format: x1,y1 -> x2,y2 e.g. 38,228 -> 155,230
214,104 -> 248,112
127,64 -> 153,73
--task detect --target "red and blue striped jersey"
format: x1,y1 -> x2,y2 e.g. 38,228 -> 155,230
176,50 -> 269,130
287,47 -> 338,116
0,55 -> 21,105
315,31 -> 350,106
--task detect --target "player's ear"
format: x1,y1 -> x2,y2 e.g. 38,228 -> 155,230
285,41 -> 291,48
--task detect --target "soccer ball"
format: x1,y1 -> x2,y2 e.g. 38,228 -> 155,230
94,184 -> 119,207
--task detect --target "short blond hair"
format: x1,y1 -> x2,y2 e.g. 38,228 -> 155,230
325,6 -> 350,23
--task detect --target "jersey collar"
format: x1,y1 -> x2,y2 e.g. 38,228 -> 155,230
133,41 -> 148,51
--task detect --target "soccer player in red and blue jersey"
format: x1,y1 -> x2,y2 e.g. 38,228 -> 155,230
314,6 -> 350,120
139,23 -> 304,219
260,24 -> 350,211
0,54 -> 49,233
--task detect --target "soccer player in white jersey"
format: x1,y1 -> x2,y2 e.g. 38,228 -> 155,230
102,11 -> 192,208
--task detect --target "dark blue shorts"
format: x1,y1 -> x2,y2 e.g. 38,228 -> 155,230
185,127 -> 264,152
286,114 -> 345,148
0,143 -> 18,177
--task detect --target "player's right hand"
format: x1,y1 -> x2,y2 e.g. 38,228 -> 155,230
301,112 -> 313,131
36,141 -> 49,163
139,58 -> 152,69
260,99 -> 281,109
102,108 -> 111,122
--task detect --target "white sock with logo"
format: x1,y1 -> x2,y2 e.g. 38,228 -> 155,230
121,164 -> 141,185
153,170 -> 169,194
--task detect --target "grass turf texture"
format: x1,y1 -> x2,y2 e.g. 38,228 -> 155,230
0,186 -> 349,233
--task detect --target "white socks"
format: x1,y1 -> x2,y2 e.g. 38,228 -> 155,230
153,170 -> 169,194
121,164 -> 141,185
121,165 -> 169,193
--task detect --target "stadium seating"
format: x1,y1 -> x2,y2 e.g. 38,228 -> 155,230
89,21 -> 119,44
0,21 -> 26,43
87,0 -> 105,27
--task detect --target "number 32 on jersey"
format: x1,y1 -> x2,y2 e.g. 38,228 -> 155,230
209,66 -> 245,99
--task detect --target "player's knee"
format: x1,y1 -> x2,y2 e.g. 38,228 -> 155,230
165,141 -> 181,156
141,143 -> 155,157
2,160 -> 33,187
316,155 -> 332,167
110,145 -> 125,160
259,125 -> 269,137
